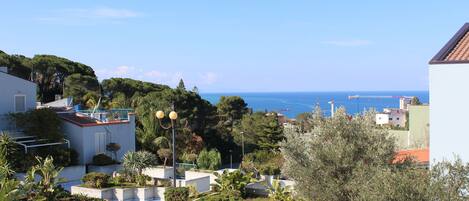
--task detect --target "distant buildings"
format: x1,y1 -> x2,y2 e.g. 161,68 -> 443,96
429,23 -> 469,163
376,108 -> 407,128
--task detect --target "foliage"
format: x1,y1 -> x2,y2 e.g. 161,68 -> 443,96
25,156 -> 66,200
101,78 -> 168,106
31,54 -> 96,103
429,158 -> 469,200
92,154 -> 115,166
0,50 -> 32,80
281,108 -> 396,201
182,152 -> 198,164
233,112 -> 284,152
122,151 -> 158,185
63,73 -> 100,106
411,96 -> 422,105
241,150 -> 283,176
199,190 -> 241,201
15,146 -> 76,171
0,133 -> 22,170
123,151 -> 158,174
0,140 -> 21,201
197,149 -> 222,170
157,148 -> 172,168
82,172 -> 111,188
213,170 -> 255,198
164,187 -> 189,201
268,180 -> 294,201
216,96 -> 249,130
10,108 -> 64,141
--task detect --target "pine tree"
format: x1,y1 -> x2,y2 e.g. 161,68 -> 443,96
177,79 -> 186,90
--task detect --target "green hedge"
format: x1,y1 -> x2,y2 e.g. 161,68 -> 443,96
164,187 -> 189,201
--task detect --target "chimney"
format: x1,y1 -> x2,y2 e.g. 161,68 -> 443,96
0,66 -> 7,73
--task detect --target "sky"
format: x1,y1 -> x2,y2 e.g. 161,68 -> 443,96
1,1 -> 468,92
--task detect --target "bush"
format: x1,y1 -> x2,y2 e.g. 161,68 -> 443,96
259,165 -> 281,175
241,150 -> 283,175
164,187 -> 189,201
199,190 -> 241,201
197,149 -> 221,170
82,172 -> 111,188
92,153 -> 115,166
10,108 -> 63,141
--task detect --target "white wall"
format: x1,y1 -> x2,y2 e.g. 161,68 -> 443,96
430,63 -> 469,164
63,121 -> 85,164
0,72 -> 36,130
62,113 -> 136,165
376,113 -> 390,125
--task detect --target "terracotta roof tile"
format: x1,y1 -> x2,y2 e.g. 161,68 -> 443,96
430,23 -> 469,64
393,149 -> 429,164
444,31 -> 469,61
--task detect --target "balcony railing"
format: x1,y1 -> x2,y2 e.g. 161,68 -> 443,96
76,109 -> 133,122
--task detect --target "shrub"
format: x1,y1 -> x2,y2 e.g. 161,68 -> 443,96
164,187 -> 189,201
92,154 -> 115,166
10,108 -> 63,141
199,190 -> 241,201
213,170 -> 254,198
197,149 -> 221,170
241,150 -> 283,175
259,165 -> 281,175
122,151 -> 158,174
82,172 -> 110,188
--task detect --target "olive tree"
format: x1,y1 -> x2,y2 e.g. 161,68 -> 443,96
281,108 -> 396,201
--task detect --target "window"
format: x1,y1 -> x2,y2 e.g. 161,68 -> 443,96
389,117 -> 392,121
14,95 -> 26,112
95,133 -> 107,154
396,117 -> 400,120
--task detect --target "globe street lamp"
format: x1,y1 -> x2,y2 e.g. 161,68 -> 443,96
155,109 -> 178,187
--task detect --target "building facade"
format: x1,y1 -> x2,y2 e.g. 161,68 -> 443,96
376,108 -> 407,128
0,68 -> 37,131
59,111 -> 136,164
429,23 -> 469,163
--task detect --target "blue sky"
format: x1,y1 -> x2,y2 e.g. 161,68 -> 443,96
1,1 -> 467,92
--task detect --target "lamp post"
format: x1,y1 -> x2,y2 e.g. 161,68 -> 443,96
229,149 -> 233,169
155,109 -> 178,187
240,132 -> 245,158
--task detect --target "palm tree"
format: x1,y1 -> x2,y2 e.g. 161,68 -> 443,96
123,151 -> 158,175
28,156 -> 65,199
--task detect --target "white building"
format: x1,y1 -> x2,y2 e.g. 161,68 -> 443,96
376,108 -> 407,128
51,107 -> 136,165
0,67 -> 37,131
429,23 -> 469,163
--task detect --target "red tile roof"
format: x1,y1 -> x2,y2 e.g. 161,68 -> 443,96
393,149 -> 429,164
445,31 -> 469,61
430,23 -> 469,64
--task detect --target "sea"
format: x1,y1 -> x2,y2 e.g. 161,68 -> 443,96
201,91 -> 429,118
